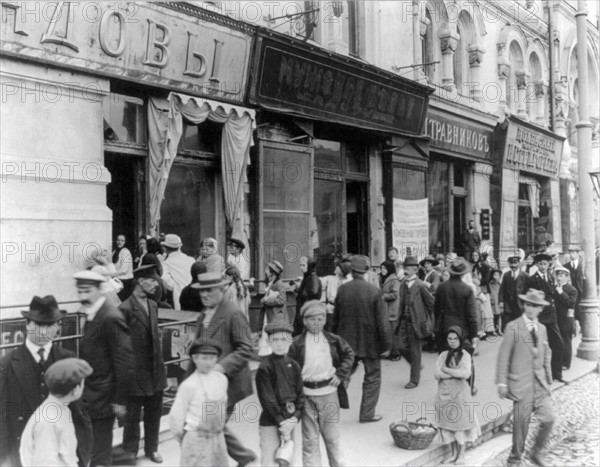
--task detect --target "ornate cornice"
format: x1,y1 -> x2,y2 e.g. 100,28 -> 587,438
161,2 -> 257,35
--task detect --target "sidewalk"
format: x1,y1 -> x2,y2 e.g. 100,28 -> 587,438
123,335 -> 596,467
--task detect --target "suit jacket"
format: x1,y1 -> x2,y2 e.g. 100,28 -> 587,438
496,316 -> 552,402
381,274 -> 401,321
259,279 -> 289,331
434,277 -> 479,342
554,283 -> 578,332
462,228 -> 481,255
498,269 -> 528,320
119,295 -> 168,397
332,275 -> 391,359
194,300 -> 254,408
563,259 -> 584,305
525,272 -> 558,326
80,300 -> 136,419
1,344 -> 93,467
395,278 -> 435,339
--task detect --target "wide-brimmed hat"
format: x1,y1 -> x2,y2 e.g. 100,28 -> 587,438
568,245 -> 581,252
350,255 -> 369,273
553,265 -> 570,275
267,260 -> 284,276
190,272 -> 231,290
518,288 -> 549,306
403,256 -> 419,267
133,264 -> 159,281
419,255 -> 439,267
534,253 -> 553,263
161,233 -> 182,249
227,237 -> 245,250
73,270 -> 107,286
21,295 -> 67,323
449,258 -> 470,276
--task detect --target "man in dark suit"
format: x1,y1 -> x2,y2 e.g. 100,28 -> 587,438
0,296 -> 93,467
496,289 -> 555,467
525,254 -> 566,382
191,272 -> 256,466
394,256 -> 434,388
434,258 -> 480,393
563,246 -> 584,322
119,265 -> 167,464
498,253 -> 528,328
461,220 -> 481,260
333,255 -> 392,423
553,265 -> 578,370
74,270 -> 136,467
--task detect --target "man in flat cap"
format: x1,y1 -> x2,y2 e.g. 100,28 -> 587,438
74,270 -> 136,467
553,265 -> 578,370
0,295 -> 93,467
227,237 -> 251,282
190,272 -> 256,466
118,265 -> 167,464
333,255 -> 391,423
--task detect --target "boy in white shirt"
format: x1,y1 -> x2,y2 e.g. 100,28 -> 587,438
20,358 -> 92,467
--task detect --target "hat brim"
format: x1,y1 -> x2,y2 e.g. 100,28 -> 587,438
449,268 -> 469,276
191,279 -> 231,290
518,294 -> 550,306
21,309 -> 67,323
228,240 -> 245,250
419,259 -> 439,267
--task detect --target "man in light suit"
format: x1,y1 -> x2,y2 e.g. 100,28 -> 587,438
563,246 -> 584,323
191,272 -> 256,466
496,289 -> 555,467
498,253 -> 528,329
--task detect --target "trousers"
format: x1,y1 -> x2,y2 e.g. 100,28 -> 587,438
397,318 -> 422,384
225,407 -> 256,465
123,391 -> 163,455
90,417 -> 115,467
351,357 -> 382,421
302,391 -> 344,466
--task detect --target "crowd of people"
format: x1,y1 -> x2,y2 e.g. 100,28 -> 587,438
0,226 -> 586,467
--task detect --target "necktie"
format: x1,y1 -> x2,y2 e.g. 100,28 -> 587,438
38,348 -> 46,367
530,329 -> 538,348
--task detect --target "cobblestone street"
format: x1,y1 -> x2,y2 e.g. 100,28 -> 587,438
545,414 -> 600,466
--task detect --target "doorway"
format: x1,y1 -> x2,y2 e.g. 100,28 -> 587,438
346,181 -> 368,255
105,153 -> 145,248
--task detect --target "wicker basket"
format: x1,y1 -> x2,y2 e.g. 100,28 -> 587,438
389,418 -> 437,450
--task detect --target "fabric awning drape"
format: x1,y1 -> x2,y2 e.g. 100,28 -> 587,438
519,175 -> 540,218
148,94 -> 256,240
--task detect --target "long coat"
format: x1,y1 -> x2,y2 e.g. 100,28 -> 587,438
434,277 -> 479,348
423,269 -> 441,295
395,278 -> 435,339
381,274 -> 401,321
554,283 -> 578,333
79,300 -> 136,420
498,270 -> 528,322
332,275 -> 391,359
564,259 -> 584,318
193,300 -> 254,409
496,317 -> 552,402
119,295 -> 168,396
259,279 -> 289,331
1,344 -> 93,467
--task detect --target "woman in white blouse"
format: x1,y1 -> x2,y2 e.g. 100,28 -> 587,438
112,234 -> 133,300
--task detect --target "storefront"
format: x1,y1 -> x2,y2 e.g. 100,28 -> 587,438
247,29 -> 432,277
492,115 -> 565,263
420,101 -> 496,258
1,2 -> 255,311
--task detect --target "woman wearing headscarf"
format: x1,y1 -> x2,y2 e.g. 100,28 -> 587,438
434,326 -> 481,465
291,256 -> 322,337
179,262 -> 208,312
380,260 -> 401,361
258,261 -> 288,356
224,266 -> 251,321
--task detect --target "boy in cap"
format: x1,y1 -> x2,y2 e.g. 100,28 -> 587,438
169,338 -> 228,467
20,358 -> 93,467
288,300 -> 355,466
255,323 -> 304,466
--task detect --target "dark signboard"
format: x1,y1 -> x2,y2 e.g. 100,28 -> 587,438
424,109 -> 494,161
249,32 -> 432,136
480,209 -> 491,240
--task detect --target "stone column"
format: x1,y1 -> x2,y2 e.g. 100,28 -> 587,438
515,70 -> 530,119
534,79 -> 548,126
467,44 -> 485,102
439,31 -> 459,90
497,42 -> 510,112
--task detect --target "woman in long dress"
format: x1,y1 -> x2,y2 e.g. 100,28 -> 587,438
434,326 -> 481,465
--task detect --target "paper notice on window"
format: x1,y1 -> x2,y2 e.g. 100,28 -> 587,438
392,198 -> 429,259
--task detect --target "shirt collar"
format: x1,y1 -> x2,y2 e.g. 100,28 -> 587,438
522,313 -> 539,324
25,339 -> 52,362
84,296 -> 106,321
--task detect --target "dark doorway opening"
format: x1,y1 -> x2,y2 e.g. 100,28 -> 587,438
453,196 -> 466,255
346,181 -> 368,256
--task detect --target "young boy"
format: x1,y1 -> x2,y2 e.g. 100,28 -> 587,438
255,323 -> 304,466
288,300 -> 355,467
20,358 -> 93,467
168,338 -> 228,467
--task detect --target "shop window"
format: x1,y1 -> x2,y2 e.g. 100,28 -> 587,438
179,120 -> 221,153
393,166 -> 426,199
314,139 -> 342,171
346,144 -> 368,174
314,179 -> 344,275
428,161 -> 449,254
103,93 -> 146,144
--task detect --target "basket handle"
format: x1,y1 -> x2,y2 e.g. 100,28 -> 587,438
415,417 -> 435,429
390,420 -> 413,434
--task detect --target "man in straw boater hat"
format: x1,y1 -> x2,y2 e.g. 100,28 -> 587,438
118,265 -> 167,464
498,250 -> 529,331
74,270 -> 135,467
525,253 -> 566,383
496,289 -> 555,467
332,255 -> 391,423
434,258 -> 480,394
553,265 -> 578,371
161,233 -> 195,310
1,295 -> 93,467
189,272 -> 256,466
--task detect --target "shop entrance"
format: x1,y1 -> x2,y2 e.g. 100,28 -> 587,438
346,181 -> 369,256
105,153 -> 146,247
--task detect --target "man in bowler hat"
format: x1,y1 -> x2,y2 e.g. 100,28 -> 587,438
333,255 -> 391,423
74,270 -> 136,467
119,265 -> 167,464
0,295 -> 93,467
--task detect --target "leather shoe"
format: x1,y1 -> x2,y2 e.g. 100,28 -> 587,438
530,451 -> 548,467
554,378 -> 569,384
237,453 -> 257,467
405,381 -> 418,389
146,452 -> 163,464
359,414 -> 383,423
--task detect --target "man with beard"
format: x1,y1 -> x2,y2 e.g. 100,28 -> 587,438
119,265 -> 167,464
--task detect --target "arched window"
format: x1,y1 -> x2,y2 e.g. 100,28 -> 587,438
528,52 -> 544,124
508,41 -> 525,115
422,8 -> 435,82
